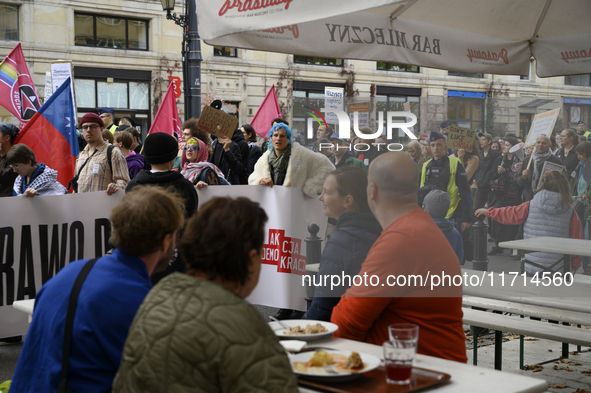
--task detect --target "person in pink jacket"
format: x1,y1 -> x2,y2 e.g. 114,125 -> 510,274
475,170 -> 582,275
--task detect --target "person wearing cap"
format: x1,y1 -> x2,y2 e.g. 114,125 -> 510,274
0,122 -> 19,197
576,120 -> 591,141
423,189 -> 463,263
473,132 -> 501,210
126,132 -> 198,284
330,133 -> 367,172
98,107 -> 118,134
419,131 -> 473,235
74,113 -> 130,194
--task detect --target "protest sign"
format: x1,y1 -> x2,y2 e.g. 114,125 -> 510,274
446,125 -> 477,152
537,161 -> 565,190
348,102 -> 369,127
0,192 -> 123,338
325,87 -> 344,125
197,105 -> 239,139
524,108 -> 560,147
50,61 -> 77,119
197,185 -> 327,311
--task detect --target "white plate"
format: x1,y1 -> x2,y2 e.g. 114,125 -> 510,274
288,349 -> 381,381
268,319 -> 338,341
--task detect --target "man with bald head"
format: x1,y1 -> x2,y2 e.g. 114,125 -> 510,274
517,134 -> 567,201
331,153 -> 467,363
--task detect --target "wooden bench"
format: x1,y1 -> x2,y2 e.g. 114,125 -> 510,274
463,307 -> 591,370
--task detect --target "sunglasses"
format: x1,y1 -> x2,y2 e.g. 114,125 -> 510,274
183,145 -> 199,151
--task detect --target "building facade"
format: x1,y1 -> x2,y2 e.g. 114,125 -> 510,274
2,0 -> 591,143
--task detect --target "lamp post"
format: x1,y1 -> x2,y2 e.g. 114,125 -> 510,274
160,0 -> 202,119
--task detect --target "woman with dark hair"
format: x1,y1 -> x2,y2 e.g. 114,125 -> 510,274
7,144 -> 67,197
241,124 -> 263,175
571,141 -> 591,274
456,140 -> 480,184
114,197 -> 298,393
476,171 -> 582,275
486,137 -> 524,255
557,128 -> 580,176
303,167 -> 382,321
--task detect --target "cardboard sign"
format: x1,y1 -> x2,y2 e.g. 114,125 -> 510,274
524,108 -> 561,148
446,125 -> 477,152
197,105 -> 238,139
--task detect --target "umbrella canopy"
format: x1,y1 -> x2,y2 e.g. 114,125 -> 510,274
196,0 -> 591,77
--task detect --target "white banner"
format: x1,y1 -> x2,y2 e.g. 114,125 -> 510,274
324,87 -> 344,125
197,185 -> 327,311
0,192 -> 124,338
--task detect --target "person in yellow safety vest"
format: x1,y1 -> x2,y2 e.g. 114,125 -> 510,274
576,120 -> 591,141
98,108 -> 118,134
419,132 -> 473,252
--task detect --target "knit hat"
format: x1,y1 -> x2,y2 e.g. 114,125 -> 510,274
423,189 -> 450,219
0,122 -> 19,143
80,113 -> 104,128
143,133 -> 179,164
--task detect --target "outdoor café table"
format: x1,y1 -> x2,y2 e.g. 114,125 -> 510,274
296,336 -> 547,393
499,237 -> 591,275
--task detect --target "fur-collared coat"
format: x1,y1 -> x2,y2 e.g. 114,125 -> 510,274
248,142 -> 335,198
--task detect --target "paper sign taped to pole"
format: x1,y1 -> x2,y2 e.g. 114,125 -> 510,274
446,125 -> 477,152
197,105 -> 239,139
524,108 -> 560,148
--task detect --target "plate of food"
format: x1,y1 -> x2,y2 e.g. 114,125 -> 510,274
268,319 -> 338,341
289,349 -> 381,382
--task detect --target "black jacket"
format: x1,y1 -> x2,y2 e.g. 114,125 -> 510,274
126,170 -> 198,218
303,211 -> 382,322
557,146 -> 580,177
474,148 -> 501,190
247,144 -> 263,175
210,132 -> 249,185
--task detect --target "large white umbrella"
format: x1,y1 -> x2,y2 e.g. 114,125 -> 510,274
196,0 -> 591,77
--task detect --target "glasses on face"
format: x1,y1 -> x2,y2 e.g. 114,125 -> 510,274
183,145 -> 199,151
9,164 -> 20,170
81,124 -> 100,131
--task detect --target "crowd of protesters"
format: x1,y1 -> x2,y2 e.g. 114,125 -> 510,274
1,110 -> 590,391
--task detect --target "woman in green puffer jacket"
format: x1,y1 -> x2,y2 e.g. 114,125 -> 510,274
113,197 -> 299,393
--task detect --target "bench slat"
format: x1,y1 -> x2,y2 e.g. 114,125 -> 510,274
463,296 -> 591,326
462,308 -> 591,348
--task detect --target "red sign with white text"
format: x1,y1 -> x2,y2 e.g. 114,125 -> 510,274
261,229 -> 306,275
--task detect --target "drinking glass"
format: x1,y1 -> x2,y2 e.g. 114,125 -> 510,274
383,323 -> 419,385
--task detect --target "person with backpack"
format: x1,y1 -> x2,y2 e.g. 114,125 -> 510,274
72,113 -> 129,194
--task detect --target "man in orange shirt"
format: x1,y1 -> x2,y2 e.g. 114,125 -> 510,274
331,153 -> 467,363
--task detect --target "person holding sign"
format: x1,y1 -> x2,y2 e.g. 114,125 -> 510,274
517,135 -> 566,202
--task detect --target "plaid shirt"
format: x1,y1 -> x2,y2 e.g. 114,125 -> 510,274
75,141 -> 130,193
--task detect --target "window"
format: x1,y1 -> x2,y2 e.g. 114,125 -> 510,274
74,67 -> 152,139
376,62 -> 419,72
447,91 -> 486,133
565,74 -> 591,87
74,13 -> 148,50
294,56 -> 343,67
213,47 -> 237,57
448,71 -> 484,78
375,86 -> 421,142
0,4 -> 18,41
292,81 -> 345,146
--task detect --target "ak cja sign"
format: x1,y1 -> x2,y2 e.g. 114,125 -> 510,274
306,109 -> 417,140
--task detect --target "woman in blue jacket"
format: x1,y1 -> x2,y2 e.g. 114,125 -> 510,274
303,166 -> 382,322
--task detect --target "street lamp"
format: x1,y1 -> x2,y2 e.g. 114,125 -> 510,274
160,0 -> 202,119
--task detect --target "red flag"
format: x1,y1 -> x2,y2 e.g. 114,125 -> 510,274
0,43 -> 40,129
250,85 -> 282,140
148,81 -> 182,141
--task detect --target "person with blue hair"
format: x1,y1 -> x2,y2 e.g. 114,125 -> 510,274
249,122 -> 334,198
249,121 -> 335,320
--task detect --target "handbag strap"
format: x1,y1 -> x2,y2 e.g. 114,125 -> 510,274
58,258 -> 99,393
